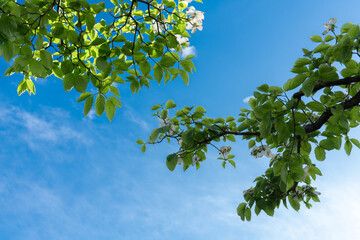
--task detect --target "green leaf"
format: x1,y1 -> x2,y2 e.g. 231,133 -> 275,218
245,207 -> 251,221
301,78 -> 316,97
283,74 -> 307,91
254,205 -> 261,216
227,135 -> 236,142
180,70 -> 189,85
288,196 -> 300,211
294,58 -> 311,67
256,84 -> 269,92
136,139 -> 144,144
85,13 -> 96,31
84,96 -> 94,116
40,50 -> 53,70
110,86 -> 120,97
29,60 -> 46,78
17,79 -> 36,96
95,94 -> 106,116
91,37 -> 106,46
74,75 -> 87,93
96,57 -> 109,71
61,60 -> 74,75
166,154 -> 178,171
313,43 -> 331,53
341,22 -> 353,33
314,146 -> 326,161
35,35 -> 44,50
226,116 -> 235,122
109,96 -> 122,108
344,140 -> 352,156
154,65 -> 163,84
105,100 -> 116,122
141,144 -> 146,153
165,99 -> 177,109
259,117 -> 272,138
113,35 -> 126,42
63,73 -> 75,92
8,1 -> 21,17
350,138 -> 360,149
67,30 -> 78,44
26,79 -> 36,95
180,60 -> 196,73
160,55 -> 177,68
140,61 -> 151,75
237,203 -> 247,220
310,35 -> 323,42
263,206 -> 274,217
306,101 -> 325,112
338,45 -> 353,63
151,104 -> 161,110
324,35 -> 335,42
248,140 -> 255,148
319,139 -> 336,150
51,23 -> 65,37
228,159 -> 236,168
291,66 -> 308,74
77,92 -> 92,102
195,106 -> 206,113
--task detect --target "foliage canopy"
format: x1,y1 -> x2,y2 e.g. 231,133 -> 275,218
2,0 -> 360,221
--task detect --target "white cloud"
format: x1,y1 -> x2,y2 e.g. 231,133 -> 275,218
242,96 -> 254,103
181,46 -> 196,58
124,107 -> 150,131
86,109 -> 96,120
0,102 -> 89,150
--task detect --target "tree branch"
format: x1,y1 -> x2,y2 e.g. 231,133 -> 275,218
303,89 -> 360,133
292,76 -> 360,99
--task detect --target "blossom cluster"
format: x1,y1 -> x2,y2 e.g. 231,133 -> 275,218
152,20 -> 167,33
176,154 -> 200,166
158,117 -> 175,135
250,145 -> 275,158
243,187 -> 254,197
218,146 -> 232,158
302,165 -> 311,181
322,17 -> 337,35
151,1 -> 204,47
291,184 -> 321,200
185,6 -> 204,34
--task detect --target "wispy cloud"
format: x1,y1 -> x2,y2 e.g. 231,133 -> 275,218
0,102 -> 90,151
242,96 -> 254,103
181,46 -> 196,58
86,109 -> 97,120
124,107 -> 150,131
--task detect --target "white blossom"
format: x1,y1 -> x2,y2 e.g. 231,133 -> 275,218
313,190 -> 321,195
175,34 -> 190,46
152,20 -> 167,33
185,6 -> 204,34
243,187 -> 254,196
158,117 -> 176,135
178,139 -> 183,146
302,165 -> 311,181
180,0 -> 192,5
177,157 -> 183,165
192,155 -> 200,166
158,117 -> 166,127
311,113 -> 320,119
218,146 -> 232,158
291,187 -> 302,200
323,17 -> 337,35
263,145 -> 275,158
251,145 -> 274,158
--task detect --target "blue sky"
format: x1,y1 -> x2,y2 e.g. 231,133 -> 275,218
1,0 -> 360,239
